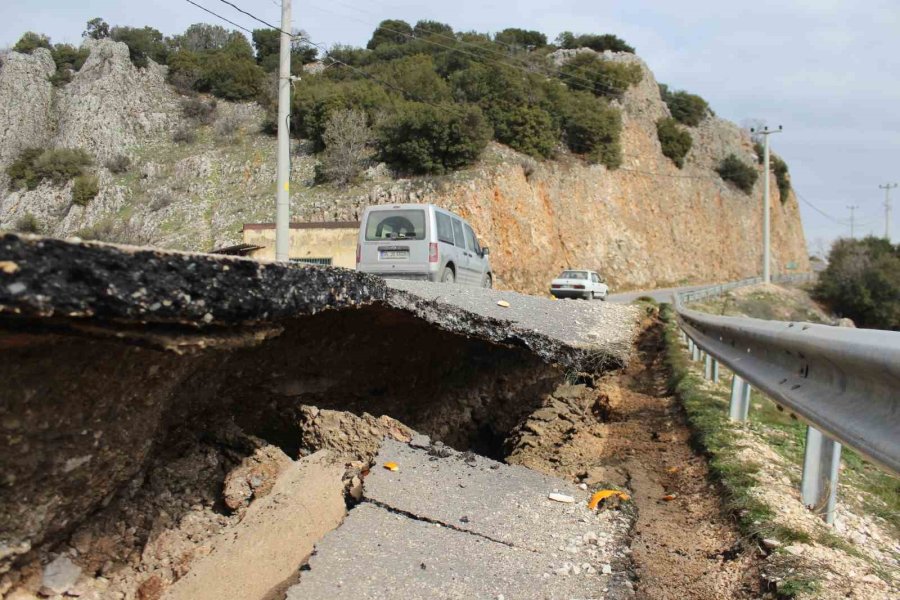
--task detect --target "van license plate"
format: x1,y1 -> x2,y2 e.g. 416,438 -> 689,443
380,250 -> 408,259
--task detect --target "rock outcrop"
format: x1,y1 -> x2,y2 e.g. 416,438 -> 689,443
0,43 -> 808,293
54,39 -> 178,162
0,48 -> 55,170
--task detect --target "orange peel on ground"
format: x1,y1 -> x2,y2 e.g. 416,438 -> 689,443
588,489 -> 630,510
383,462 -> 399,471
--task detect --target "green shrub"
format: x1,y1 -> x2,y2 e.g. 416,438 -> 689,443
367,55 -> 451,104
13,32 -> 51,54
413,20 -> 453,38
656,117 -> 693,168
252,28 -> 317,74
715,154 -> 758,194
14,213 -> 41,234
556,32 -> 634,53
771,154 -> 791,201
559,91 -> 622,168
559,53 -> 642,98
815,237 -> 900,330
6,147 -> 93,190
83,18 -> 110,40
104,154 -> 131,174
72,174 -> 100,206
49,44 -> 90,85
376,102 -> 491,174
172,127 -> 197,144
291,77 -> 391,151
752,142 -> 792,202
659,85 -> 709,126
110,26 -> 168,68
494,28 -> 547,50
491,105 -> 558,158
195,51 -> 265,100
181,97 -> 217,124
367,20 -> 413,49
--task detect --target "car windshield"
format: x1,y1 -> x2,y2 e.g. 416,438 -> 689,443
365,209 -> 426,241
559,271 -> 589,280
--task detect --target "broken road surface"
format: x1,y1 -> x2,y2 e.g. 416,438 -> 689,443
287,438 -> 634,599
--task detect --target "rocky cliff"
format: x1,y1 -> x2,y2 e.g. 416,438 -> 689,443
0,40 -> 808,293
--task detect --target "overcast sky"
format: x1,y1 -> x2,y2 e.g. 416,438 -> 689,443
4,0 -> 899,251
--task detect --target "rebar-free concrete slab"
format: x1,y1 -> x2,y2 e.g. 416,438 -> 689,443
286,438 -> 634,599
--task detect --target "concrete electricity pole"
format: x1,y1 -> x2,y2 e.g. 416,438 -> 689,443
750,125 -> 782,284
275,0 -> 292,261
847,205 -> 859,239
879,183 -> 897,242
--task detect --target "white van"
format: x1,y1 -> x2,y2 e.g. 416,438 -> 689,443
356,203 -> 493,287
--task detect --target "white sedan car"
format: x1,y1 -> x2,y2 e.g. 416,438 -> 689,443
549,269 -> 609,300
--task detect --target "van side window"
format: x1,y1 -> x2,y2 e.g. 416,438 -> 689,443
463,224 -> 478,253
451,219 -> 465,248
436,213 -> 454,244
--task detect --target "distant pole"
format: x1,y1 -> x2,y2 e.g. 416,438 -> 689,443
847,205 -> 859,239
879,183 -> 897,242
275,0 -> 292,261
751,125 -> 783,284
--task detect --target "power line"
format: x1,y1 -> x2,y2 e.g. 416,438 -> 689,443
183,0 -> 256,36
213,0 -> 293,36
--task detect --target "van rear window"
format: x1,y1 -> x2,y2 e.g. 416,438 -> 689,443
365,210 -> 426,241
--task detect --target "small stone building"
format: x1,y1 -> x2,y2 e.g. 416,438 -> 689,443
238,222 -> 360,268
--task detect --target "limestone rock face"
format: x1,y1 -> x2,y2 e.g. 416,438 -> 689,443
0,48 -> 55,169
54,39 -> 178,162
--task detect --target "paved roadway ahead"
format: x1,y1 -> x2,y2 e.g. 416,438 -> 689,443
606,283 -> 714,304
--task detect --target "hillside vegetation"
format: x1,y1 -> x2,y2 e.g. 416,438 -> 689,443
815,237 -> 900,330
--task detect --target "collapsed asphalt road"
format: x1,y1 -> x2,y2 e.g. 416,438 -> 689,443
0,233 -> 641,599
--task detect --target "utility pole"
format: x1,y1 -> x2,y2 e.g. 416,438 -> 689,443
847,205 -> 859,239
275,0 -> 292,261
879,183 -> 897,242
750,125 -> 782,283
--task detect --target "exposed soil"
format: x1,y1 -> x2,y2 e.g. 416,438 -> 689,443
600,319 -> 761,599
509,314 -> 764,599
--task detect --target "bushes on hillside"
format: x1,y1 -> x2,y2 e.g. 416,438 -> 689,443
559,91 -> 622,168
494,28 -> 547,50
105,154 -> 131,174
367,20 -> 414,49
7,148 -> 93,190
13,32 -> 51,54
559,53 -> 642,98
556,32 -> 634,53
659,85 -> 710,126
251,28 -> 317,74
656,117 -> 692,168
752,142 -> 792,201
375,102 -> 491,174
72,174 -> 100,206
716,154 -> 758,193
14,213 -> 41,234
49,43 -> 90,86
181,97 -> 217,124
815,237 -> 900,330
291,78 -> 391,151
320,109 -> 373,185
110,26 -> 168,68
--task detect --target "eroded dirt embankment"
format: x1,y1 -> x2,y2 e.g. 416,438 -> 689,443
1,305 -> 570,597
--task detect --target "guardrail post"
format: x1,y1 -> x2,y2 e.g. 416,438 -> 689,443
704,353 -> 713,379
728,374 -> 751,421
691,343 -> 700,362
800,426 -> 842,525
711,358 -> 719,383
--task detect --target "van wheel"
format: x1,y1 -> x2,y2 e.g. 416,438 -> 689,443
482,273 -> 492,289
441,266 -> 455,283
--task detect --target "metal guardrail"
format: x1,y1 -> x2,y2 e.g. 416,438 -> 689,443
673,274 -> 900,524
